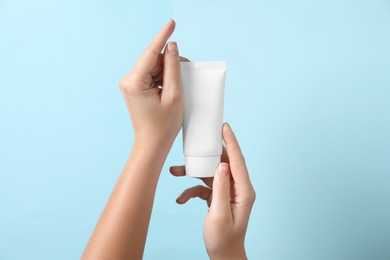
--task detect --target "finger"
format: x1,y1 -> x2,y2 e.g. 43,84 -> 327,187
170,166 -> 186,177
176,185 -> 212,205
151,55 -> 189,79
180,56 -> 190,62
223,123 -> 251,187
221,146 -> 229,163
200,177 -> 213,188
170,166 -> 214,188
150,54 -> 164,77
135,19 -> 175,75
209,163 -> 232,219
161,41 -> 182,101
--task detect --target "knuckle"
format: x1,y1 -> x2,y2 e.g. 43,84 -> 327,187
215,179 -> 229,191
250,190 -> 257,202
183,187 -> 192,194
169,89 -> 182,101
171,62 -> 181,70
184,185 -> 202,194
244,189 -> 256,204
241,156 -> 247,166
119,75 -> 138,95
209,212 -> 231,224
146,45 -> 160,57
229,153 -> 246,166
194,185 -> 205,190
118,78 -> 131,93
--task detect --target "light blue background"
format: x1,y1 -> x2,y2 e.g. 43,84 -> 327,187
1,0 -> 389,259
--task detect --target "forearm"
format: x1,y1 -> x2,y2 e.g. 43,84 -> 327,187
82,139 -> 171,260
209,250 -> 247,260
208,242 -> 247,260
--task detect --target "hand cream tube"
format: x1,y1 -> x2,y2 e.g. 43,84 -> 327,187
180,61 -> 227,177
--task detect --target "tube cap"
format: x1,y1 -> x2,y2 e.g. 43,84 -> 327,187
185,156 -> 220,178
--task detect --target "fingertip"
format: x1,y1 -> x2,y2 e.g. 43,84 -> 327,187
222,122 -> 238,148
165,18 -> 175,30
162,20 -> 175,43
176,195 -> 187,204
169,165 -> 186,176
137,18 -> 175,74
179,56 -> 191,62
223,122 -> 232,135
171,19 -> 176,30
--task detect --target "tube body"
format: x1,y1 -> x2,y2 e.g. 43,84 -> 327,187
180,61 -> 227,177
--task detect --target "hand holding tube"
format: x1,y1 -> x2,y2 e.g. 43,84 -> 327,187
83,20 -> 189,260
170,123 -> 256,260
118,19 -> 188,149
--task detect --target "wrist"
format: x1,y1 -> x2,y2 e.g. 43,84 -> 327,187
130,136 -> 174,172
210,254 -> 247,260
134,130 -> 176,150
208,246 -> 247,260
133,136 -> 173,155
210,255 -> 247,260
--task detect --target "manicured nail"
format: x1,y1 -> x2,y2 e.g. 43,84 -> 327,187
167,41 -> 178,55
218,163 -> 229,176
223,122 -> 228,131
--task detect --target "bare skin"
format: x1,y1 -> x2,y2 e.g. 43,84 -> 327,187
82,19 -> 255,260
171,123 -> 256,260
82,19 -> 183,260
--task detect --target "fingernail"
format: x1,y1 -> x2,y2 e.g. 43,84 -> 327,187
223,122 -> 229,131
218,163 -> 229,176
167,41 -> 178,55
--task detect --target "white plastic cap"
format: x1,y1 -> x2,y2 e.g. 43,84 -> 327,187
185,156 -> 220,178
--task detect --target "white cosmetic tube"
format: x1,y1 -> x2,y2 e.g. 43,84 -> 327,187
180,61 -> 227,177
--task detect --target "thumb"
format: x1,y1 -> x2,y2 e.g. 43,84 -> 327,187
162,41 -> 182,101
209,163 -> 232,220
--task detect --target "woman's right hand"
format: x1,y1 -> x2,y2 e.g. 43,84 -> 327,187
170,123 -> 256,260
